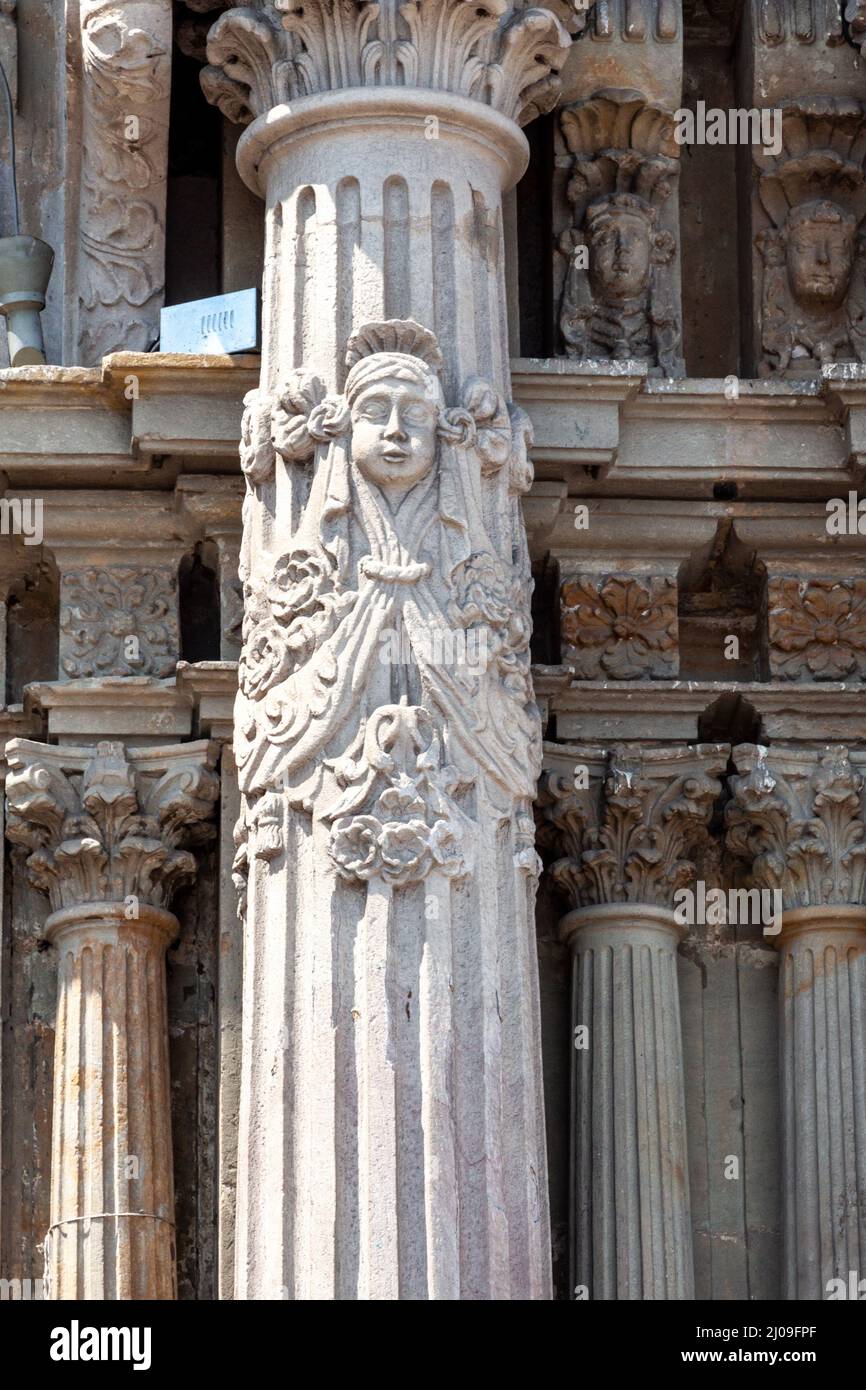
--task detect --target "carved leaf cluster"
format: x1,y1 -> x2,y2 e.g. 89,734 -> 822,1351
202,0 -> 580,126
726,746 -> 866,909
6,743 -> 219,915
541,747 -> 725,910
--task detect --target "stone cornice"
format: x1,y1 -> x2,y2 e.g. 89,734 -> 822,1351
539,740 -> 727,910
201,1 -> 587,130
534,670 -> 866,744
4,356 -> 866,497
5,737 -> 219,917
727,743 -> 866,910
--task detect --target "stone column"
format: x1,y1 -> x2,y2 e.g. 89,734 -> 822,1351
728,743 -> 866,1300
540,741 -> 727,1299
5,738 -> 218,1299
201,0 -> 591,1300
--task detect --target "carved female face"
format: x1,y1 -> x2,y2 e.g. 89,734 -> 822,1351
350,375 -> 439,493
786,208 -> 855,310
588,209 -> 653,302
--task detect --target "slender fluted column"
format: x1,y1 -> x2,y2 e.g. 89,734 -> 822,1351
202,0 -> 591,1300
5,739 -> 218,1299
541,742 -> 727,1299
728,744 -> 866,1300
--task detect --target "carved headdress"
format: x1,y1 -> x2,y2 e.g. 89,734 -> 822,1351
755,97 -> 866,231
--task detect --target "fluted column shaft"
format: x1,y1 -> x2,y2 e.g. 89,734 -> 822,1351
777,907 -> 866,1301
5,736 -> 218,1301
46,904 -> 178,1300
562,903 -> 693,1300
203,1 -> 582,1301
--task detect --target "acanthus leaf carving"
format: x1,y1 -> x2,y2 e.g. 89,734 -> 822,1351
6,741 -> 219,916
203,1 -> 586,127
726,744 -> 866,910
539,744 -> 726,911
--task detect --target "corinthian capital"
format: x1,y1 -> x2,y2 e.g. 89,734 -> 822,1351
5,739 -> 219,916
726,743 -> 866,910
540,743 -> 727,911
202,0 -> 589,127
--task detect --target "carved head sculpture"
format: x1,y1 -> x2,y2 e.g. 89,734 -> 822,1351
345,356 -> 441,494
343,321 -> 447,499
755,99 -> 866,370
559,91 -> 682,375
585,193 -> 656,303
783,199 -> 857,311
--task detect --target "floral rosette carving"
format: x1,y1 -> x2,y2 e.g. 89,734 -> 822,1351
561,574 -> 678,680
330,774 -> 467,887
769,577 -> 866,681
325,704 -> 472,887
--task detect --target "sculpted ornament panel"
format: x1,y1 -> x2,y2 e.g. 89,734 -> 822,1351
755,99 -> 866,376
235,319 -> 541,886
6,741 -> 219,914
59,567 -> 179,679
78,1 -> 172,361
727,744 -> 866,909
561,573 -> 678,679
558,90 -> 683,376
202,0 -> 589,127
768,576 -> 866,680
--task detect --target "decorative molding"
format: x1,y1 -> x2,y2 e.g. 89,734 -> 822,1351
202,0 -> 587,128
727,743 -> 866,910
59,566 -> 179,679
76,1 -> 172,363
5,739 -> 219,915
754,0 -> 844,45
560,573 -> 678,679
754,99 -> 866,376
558,91 -> 683,376
768,576 -> 866,680
540,742 -> 727,910
590,0 -> 679,42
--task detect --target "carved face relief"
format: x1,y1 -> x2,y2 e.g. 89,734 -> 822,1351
350,376 -> 438,495
786,206 -> 855,311
588,209 -> 653,303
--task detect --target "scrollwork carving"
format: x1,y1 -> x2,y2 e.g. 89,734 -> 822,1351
77,1 -> 172,362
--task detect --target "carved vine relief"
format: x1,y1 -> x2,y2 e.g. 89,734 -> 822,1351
233,320 -> 542,888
